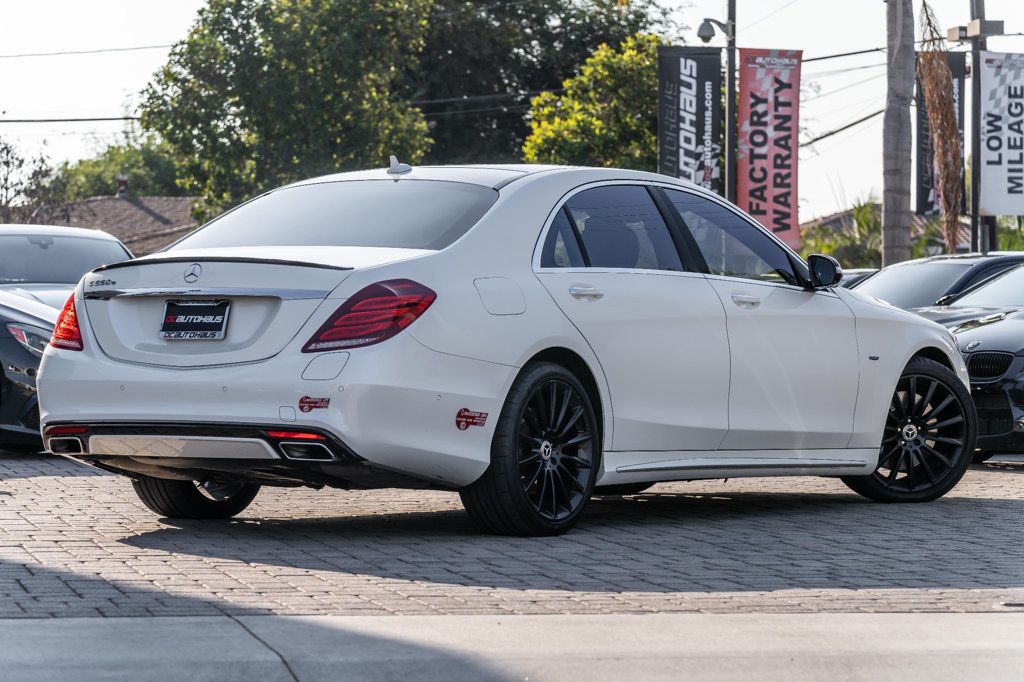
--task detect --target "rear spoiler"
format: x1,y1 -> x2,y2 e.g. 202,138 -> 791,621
92,257 -> 353,273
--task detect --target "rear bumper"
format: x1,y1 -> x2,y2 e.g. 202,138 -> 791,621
42,421 -> 443,489
38,334 -> 516,486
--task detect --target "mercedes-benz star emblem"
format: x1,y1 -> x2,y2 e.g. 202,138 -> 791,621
183,263 -> 202,284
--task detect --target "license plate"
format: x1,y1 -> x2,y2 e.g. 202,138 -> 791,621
160,300 -> 230,340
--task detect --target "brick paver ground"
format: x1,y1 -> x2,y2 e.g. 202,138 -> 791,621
1,452 -> 1022,618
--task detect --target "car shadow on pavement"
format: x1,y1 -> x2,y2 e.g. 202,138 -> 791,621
0,559 -> 511,680
122,468 -> 1024,595
0,451 -> 110,481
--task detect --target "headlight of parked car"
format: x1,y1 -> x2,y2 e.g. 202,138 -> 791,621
5,322 -> 52,358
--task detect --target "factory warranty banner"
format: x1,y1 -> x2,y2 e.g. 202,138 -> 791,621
737,48 -> 802,248
657,46 -> 722,193
915,51 -> 966,215
979,51 -> 1024,216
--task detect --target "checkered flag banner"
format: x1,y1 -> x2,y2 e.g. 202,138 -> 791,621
979,51 -> 1024,217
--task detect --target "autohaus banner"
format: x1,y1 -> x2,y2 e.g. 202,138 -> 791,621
980,51 -> 1024,216
915,52 -> 966,215
737,48 -> 802,248
657,46 -> 722,193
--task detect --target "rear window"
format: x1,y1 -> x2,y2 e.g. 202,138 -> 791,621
0,234 -> 129,284
171,180 -> 498,251
855,261 -> 971,309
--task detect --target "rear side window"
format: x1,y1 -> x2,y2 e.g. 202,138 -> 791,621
559,185 -> 683,271
171,180 -> 498,251
541,209 -> 586,268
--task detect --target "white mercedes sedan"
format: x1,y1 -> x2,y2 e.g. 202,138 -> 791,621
37,163 -> 976,535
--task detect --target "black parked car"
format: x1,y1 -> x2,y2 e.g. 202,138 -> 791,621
851,253 -> 1024,309
914,264 -> 1024,460
1,225 -> 131,451
838,268 -> 877,288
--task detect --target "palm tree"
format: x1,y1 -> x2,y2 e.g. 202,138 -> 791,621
882,0 -> 915,265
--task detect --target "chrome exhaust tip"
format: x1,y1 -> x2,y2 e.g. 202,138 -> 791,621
47,437 -> 85,455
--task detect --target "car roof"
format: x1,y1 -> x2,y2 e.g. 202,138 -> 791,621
287,164 -> 701,191
0,223 -> 123,242
885,252 -> 1024,267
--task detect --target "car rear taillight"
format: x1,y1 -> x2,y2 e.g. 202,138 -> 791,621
45,425 -> 89,435
302,279 -> 436,352
50,295 -> 84,351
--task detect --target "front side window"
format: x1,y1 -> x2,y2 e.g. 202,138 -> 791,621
664,189 -> 799,286
856,260 -> 971,308
171,180 -> 498,252
557,185 -> 683,271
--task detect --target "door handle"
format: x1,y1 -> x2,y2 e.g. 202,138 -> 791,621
569,286 -> 604,300
730,293 -> 761,309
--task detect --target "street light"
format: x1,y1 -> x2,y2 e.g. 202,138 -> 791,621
697,2 -> 737,203
948,1 -> 1005,254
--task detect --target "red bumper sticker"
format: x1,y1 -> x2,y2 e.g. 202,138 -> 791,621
456,408 -> 488,431
299,396 -> 331,413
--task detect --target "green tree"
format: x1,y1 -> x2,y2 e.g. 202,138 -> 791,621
141,0 -> 433,217
414,1 -> 671,164
522,33 -> 659,170
56,133 -> 183,200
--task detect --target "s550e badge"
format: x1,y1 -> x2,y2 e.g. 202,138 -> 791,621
456,408 -> 488,430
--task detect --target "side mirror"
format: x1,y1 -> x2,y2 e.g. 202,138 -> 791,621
807,254 -> 843,288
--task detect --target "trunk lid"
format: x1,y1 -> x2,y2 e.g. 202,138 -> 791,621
82,246 -> 429,367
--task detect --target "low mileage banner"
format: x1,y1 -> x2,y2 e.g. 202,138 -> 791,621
979,51 -> 1024,216
737,48 -> 802,248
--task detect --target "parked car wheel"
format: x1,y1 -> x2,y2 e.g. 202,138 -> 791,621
593,483 -> 654,496
842,357 -> 975,502
131,475 -> 260,519
461,362 -> 600,536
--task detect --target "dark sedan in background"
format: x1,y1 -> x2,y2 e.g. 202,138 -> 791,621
1,225 -> 131,450
852,253 -> 1024,309
914,264 -> 1024,461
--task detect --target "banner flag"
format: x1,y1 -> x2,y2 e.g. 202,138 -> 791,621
915,51 -> 967,215
979,51 -> 1024,216
657,46 -> 723,193
737,48 -> 802,248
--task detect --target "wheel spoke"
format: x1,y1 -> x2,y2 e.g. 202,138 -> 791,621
885,451 -> 906,485
928,435 -> 964,446
922,443 -> 953,468
931,415 -> 964,430
561,431 -> 592,447
877,443 -> 900,469
557,407 -> 585,439
548,382 -> 558,429
556,463 -> 586,492
519,450 -> 541,464
908,377 -> 918,416
920,380 -> 938,416
548,469 -> 560,518
918,451 -> 937,485
922,394 -> 954,421
523,461 -> 543,489
562,453 -> 592,468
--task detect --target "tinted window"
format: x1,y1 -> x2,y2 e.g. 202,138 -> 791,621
0,234 -> 129,284
961,263 -> 1014,291
952,264 -> 1024,308
541,209 -> 586,268
856,261 -> 971,308
172,180 -> 498,251
564,186 -> 683,271
665,189 -> 798,285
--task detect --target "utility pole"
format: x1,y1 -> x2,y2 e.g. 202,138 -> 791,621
952,1 -> 1004,253
697,1 -> 737,201
971,0 -> 987,252
725,0 -> 737,203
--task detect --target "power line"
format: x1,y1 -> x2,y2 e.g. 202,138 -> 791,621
803,72 -> 886,102
800,109 -> 884,148
804,47 -> 884,63
804,62 -> 886,78
741,0 -> 803,30
0,116 -> 138,124
0,44 -> 172,59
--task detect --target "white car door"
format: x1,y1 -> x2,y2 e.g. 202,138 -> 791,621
535,184 -> 731,452
661,188 -> 860,451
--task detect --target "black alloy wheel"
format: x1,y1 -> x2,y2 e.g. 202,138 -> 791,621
461,362 -> 600,535
842,357 -> 976,503
518,378 -> 595,521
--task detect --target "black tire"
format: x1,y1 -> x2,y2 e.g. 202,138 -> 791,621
460,361 -> 601,536
842,357 -> 976,503
973,451 -> 995,463
594,482 -> 654,496
131,475 -> 260,519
